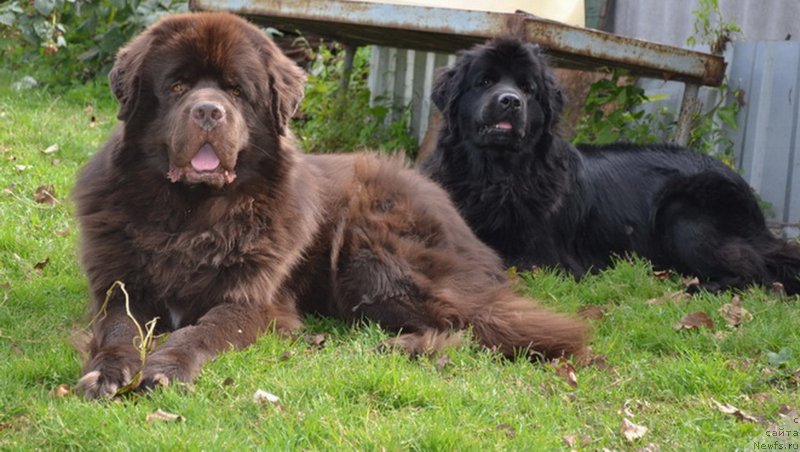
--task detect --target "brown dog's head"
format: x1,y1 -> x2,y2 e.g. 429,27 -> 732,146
109,12 -> 305,188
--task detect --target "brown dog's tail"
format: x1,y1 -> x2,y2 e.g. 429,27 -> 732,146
467,288 -> 589,360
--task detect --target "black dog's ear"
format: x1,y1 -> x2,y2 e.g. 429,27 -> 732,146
108,28 -> 156,122
431,53 -> 471,130
431,65 -> 456,113
542,69 -> 565,133
524,43 -> 565,133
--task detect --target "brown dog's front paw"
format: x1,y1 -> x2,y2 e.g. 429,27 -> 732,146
137,371 -> 171,393
75,366 -> 135,399
137,351 -> 196,393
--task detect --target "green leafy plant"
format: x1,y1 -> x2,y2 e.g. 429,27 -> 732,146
574,0 -> 743,161
683,0 -> 743,163
0,0 -> 188,85
571,68 -> 671,146
687,83 -> 742,165
686,0 -> 742,54
294,43 -> 417,157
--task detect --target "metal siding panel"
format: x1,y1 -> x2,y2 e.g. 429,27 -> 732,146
728,42 -> 757,170
754,43 -> 796,225
780,44 -> 800,236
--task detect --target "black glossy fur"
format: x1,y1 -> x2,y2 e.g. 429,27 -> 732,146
421,38 -> 800,294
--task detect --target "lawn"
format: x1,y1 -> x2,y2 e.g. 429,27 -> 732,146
1,67 -> 798,450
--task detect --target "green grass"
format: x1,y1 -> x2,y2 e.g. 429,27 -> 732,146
1,69 -> 799,450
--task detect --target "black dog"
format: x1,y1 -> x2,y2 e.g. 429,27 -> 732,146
420,37 -> 800,294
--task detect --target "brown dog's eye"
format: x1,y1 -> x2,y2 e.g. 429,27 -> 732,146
231,86 -> 242,97
170,82 -> 185,94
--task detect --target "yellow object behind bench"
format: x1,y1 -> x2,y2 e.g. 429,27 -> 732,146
358,0 -> 585,27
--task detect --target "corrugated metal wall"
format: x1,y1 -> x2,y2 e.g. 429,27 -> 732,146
727,41 -> 800,236
367,48 -> 454,143
613,0 -> 800,48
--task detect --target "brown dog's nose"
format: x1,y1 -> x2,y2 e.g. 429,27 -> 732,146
191,102 -> 226,130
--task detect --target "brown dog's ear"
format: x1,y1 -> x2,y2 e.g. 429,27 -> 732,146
248,28 -> 306,136
108,29 -> 155,121
267,59 -> 306,136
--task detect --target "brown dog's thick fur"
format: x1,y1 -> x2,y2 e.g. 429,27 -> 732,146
73,12 -> 587,398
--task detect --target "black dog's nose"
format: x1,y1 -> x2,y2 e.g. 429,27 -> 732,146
498,92 -> 522,110
191,102 -> 226,130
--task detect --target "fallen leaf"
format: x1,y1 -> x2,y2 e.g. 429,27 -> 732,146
711,399 -> 760,423
618,399 -> 651,418
51,384 -> 70,398
718,295 -> 753,327
551,358 -> 578,388
303,333 -> 327,349
751,393 -> 772,404
682,276 -> 700,288
646,290 -> 690,306
778,405 -> 796,418
33,258 -> 50,273
41,144 -> 59,155
639,443 -> 661,452
33,185 -> 58,205
279,349 -> 298,361
436,354 -> 451,371
674,311 -> 714,330
495,423 -> 516,439
620,418 -> 648,442
770,282 -> 786,297
652,269 -> 671,279
577,304 -> 606,320
506,266 -> 519,280
574,347 -> 609,369
54,227 -> 70,237
562,434 -> 590,448
15,164 -> 31,172
146,409 -> 184,423
253,389 -> 280,404
222,377 -> 235,386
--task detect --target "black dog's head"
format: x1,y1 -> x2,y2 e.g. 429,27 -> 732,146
432,38 -> 564,152
108,12 -> 306,189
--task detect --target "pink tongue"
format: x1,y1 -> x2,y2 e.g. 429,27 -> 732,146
191,143 -> 220,172
496,121 -> 513,130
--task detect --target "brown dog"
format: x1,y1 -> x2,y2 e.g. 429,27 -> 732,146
73,12 -> 587,399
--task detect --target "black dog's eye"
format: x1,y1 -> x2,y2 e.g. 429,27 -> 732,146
477,77 -> 493,88
170,81 -> 186,95
520,81 -> 536,94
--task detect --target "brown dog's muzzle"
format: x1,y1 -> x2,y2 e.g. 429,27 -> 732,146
166,88 -> 248,188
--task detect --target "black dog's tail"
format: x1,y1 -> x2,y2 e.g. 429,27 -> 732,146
653,170 -> 800,294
